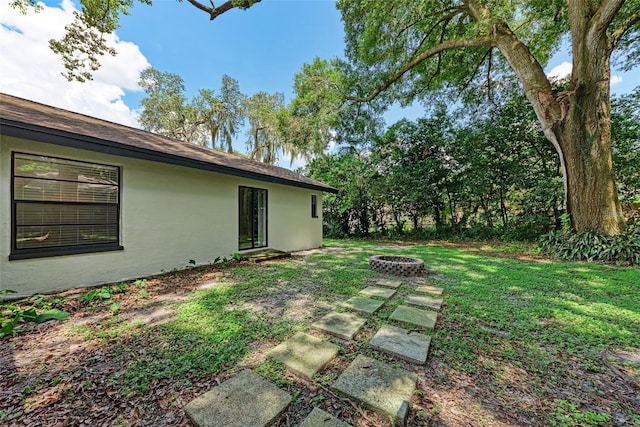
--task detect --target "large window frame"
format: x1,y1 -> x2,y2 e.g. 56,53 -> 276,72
238,186 -> 268,250
10,152 -> 123,260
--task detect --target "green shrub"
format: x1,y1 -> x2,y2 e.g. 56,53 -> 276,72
1,290 -> 69,338
539,218 -> 640,265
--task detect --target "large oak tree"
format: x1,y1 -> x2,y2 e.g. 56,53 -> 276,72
17,0 -> 639,234
336,0 -> 639,235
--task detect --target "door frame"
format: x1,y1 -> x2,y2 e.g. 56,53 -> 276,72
238,186 -> 268,250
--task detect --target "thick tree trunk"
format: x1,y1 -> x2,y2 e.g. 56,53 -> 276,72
552,3 -> 626,235
554,82 -> 626,234
491,10 -> 626,235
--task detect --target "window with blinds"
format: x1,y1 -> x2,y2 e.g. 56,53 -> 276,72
11,153 -> 120,258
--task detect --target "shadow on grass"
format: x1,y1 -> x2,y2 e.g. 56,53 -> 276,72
322,239 -> 640,425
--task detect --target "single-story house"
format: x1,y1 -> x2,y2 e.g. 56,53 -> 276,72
0,93 -> 337,297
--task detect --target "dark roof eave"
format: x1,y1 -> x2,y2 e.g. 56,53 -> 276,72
1,119 -> 339,194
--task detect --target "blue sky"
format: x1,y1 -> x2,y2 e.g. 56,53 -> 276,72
118,0 -> 346,113
1,0 -> 638,166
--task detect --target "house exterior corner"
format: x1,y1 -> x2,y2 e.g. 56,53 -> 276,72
1,135 -> 324,298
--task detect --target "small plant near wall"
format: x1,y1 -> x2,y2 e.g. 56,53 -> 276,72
80,286 -> 115,303
211,253 -> 242,268
1,290 -> 69,338
133,279 -> 147,288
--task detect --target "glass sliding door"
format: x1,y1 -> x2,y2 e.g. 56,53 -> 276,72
255,188 -> 267,247
238,186 -> 267,250
238,187 -> 253,250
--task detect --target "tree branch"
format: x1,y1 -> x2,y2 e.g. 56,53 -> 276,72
426,13 -> 458,88
419,8 -> 465,49
347,36 -> 494,102
397,6 -> 462,39
457,48 -> 492,96
609,9 -> 640,48
185,0 -> 213,16
427,50 -> 443,88
593,0 -> 625,35
184,0 -> 261,20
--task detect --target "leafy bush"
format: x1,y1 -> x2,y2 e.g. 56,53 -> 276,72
80,286 -> 115,303
539,218 -> 640,265
1,290 -> 69,337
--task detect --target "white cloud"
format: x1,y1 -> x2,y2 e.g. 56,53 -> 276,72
0,0 -> 150,127
546,62 -> 625,88
547,61 -> 572,80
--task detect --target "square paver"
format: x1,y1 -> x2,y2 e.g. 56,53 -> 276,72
390,305 -> 437,329
359,286 -> 396,299
374,278 -> 402,289
311,311 -> 366,340
406,294 -> 443,310
414,285 -> 444,295
184,370 -> 291,427
300,407 -> 350,427
341,296 -> 385,314
332,355 -> 417,425
370,324 -> 431,364
267,332 -> 339,380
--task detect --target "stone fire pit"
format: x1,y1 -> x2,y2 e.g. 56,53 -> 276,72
369,255 -> 425,277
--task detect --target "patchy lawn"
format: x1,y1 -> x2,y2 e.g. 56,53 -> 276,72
1,239 -> 639,426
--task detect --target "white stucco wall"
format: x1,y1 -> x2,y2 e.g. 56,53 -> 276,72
0,136 -> 323,297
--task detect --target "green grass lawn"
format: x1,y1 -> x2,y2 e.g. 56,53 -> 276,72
3,239 -> 639,426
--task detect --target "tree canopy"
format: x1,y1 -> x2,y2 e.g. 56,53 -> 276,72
137,68 -> 246,150
336,0 -> 639,235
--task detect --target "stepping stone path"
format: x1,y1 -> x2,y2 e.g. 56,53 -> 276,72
311,311 -> 366,340
341,296 -> 385,314
184,370 -> 291,427
332,355 -> 417,425
185,267 -> 447,426
415,285 -> 444,295
370,324 -> 431,365
359,286 -> 396,299
299,407 -> 350,427
405,294 -> 443,310
267,332 -> 339,380
390,305 -> 438,329
374,278 -> 403,289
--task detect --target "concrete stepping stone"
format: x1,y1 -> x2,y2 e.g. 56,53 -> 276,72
332,355 -> 417,425
267,332 -> 339,380
184,370 -> 291,427
390,305 -> 437,330
300,407 -> 350,427
311,311 -> 366,340
406,294 -> 443,310
359,286 -> 396,299
414,285 -> 444,295
370,324 -> 431,364
374,278 -> 402,289
341,296 -> 385,314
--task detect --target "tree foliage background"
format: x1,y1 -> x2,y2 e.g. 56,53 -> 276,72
308,85 -> 639,241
